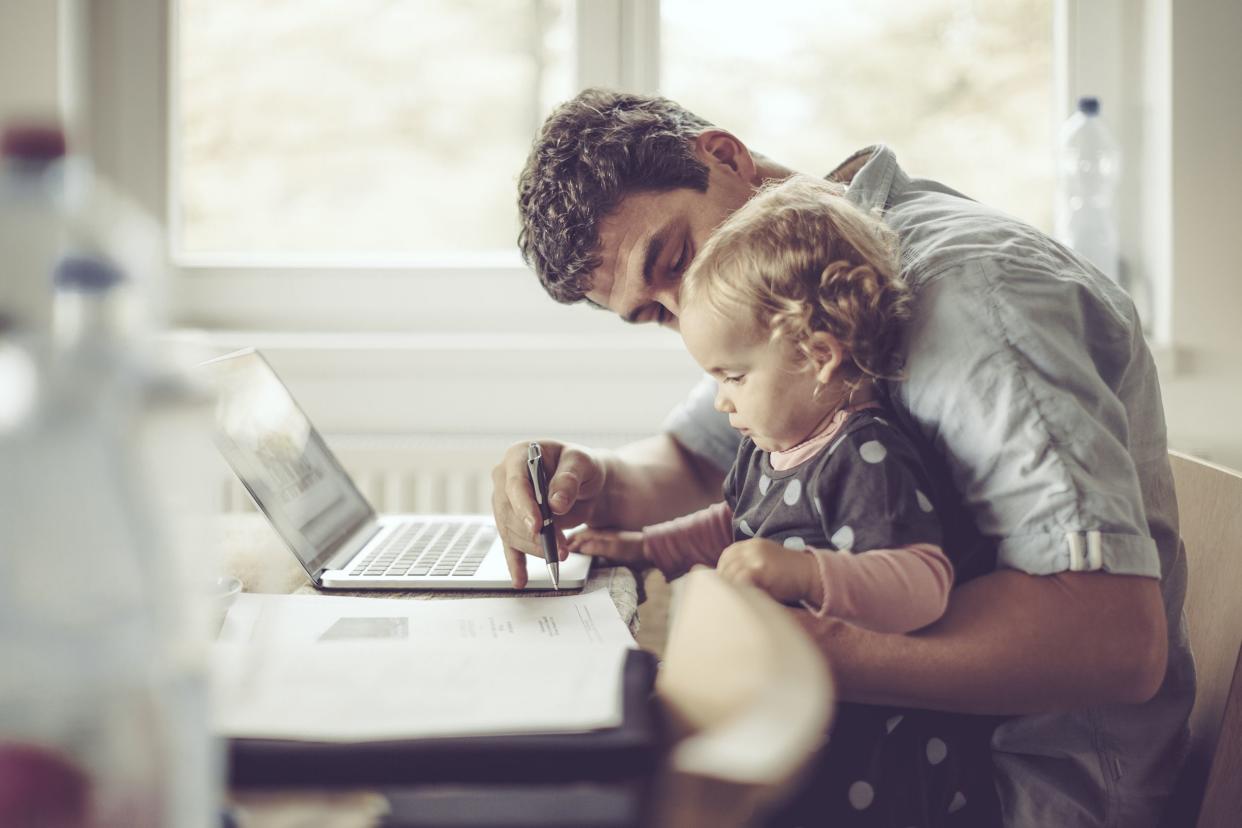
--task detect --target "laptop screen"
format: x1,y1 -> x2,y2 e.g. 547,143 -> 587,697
204,349 -> 375,576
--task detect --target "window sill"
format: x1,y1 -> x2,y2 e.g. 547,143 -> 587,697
159,328 -> 704,436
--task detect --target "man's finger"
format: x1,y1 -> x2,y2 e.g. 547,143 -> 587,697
490,452 -> 538,581
548,448 -> 602,514
503,454 -> 543,538
504,544 -> 529,589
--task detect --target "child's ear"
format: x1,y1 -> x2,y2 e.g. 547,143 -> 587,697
805,332 -> 846,385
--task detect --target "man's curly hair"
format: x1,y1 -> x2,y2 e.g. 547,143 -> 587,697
517,88 -> 715,304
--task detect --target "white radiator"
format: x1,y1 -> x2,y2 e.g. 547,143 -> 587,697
216,433 -> 641,516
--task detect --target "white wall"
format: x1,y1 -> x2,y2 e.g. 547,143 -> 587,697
1161,0 -> 1242,469
0,1 -> 59,124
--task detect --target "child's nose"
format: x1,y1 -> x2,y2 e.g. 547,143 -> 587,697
713,386 -> 734,413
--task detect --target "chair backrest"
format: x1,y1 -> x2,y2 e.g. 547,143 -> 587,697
651,568 -> 834,828
1168,451 -> 1242,827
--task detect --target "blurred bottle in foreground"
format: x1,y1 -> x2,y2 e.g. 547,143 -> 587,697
1055,96 -> 1151,330
0,123 -> 218,828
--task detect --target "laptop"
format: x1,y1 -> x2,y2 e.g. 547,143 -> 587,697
202,348 -> 591,591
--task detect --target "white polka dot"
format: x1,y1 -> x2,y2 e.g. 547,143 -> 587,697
783,478 -> 802,506
758,474 -> 771,495
830,525 -> 855,551
783,536 -> 806,551
738,519 -> 756,537
885,715 -> 904,734
948,791 -> 967,813
847,780 -> 874,810
926,737 -> 948,765
859,440 -> 887,464
916,489 -> 934,513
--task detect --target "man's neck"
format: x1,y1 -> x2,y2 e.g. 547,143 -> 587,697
754,155 -> 799,185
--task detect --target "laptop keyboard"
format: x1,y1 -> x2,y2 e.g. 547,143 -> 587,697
354,521 -> 496,578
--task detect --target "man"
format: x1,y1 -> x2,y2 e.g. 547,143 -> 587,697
491,89 -> 1191,826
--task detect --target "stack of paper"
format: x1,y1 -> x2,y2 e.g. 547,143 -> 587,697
212,590 -> 636,742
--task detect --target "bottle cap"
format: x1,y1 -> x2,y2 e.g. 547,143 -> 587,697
1077,97 -> 1100,116
1,124 -> 67,162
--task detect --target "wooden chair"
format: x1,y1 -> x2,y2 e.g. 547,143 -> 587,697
650,568 -> 835,828
1164,451 -> 1242,827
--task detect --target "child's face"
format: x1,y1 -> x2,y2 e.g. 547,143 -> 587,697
680,303 -> 837,452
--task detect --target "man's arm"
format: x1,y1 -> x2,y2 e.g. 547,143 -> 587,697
596,433 -> 726,529
794,568 -> 1168,714
492,432 -> 724,587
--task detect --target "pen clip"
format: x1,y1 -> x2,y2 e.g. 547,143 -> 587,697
526,442 -> 544,506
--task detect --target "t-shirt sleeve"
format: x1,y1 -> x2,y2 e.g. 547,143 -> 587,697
892,260 -> 1160,578
811,424 -> 943,555
663,374 -> 743,475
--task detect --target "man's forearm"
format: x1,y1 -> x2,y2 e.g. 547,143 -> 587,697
794,569 -> 1168,715
596,434 -> 725,529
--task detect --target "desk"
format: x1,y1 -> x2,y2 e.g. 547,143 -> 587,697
215,514 -> 645,828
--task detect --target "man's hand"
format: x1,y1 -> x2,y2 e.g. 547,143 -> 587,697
490,440 -> 607,588
565,528 -> 647,567
718,538 -> 821,606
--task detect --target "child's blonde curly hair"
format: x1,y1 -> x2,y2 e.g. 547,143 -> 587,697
682,174 -> 911,384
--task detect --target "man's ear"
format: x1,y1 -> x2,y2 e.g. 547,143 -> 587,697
692,130 -> 758,184
805,332 -> 846,385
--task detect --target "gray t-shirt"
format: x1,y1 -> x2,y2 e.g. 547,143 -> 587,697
664,145 -> 1192,828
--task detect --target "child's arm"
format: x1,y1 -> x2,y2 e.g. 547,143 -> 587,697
802,543 -> 953,633
642,500 -> 734,578
716,540 -> 953,633
567,501 -> 734,579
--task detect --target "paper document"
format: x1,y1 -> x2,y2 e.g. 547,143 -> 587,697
212,590 -> 636,741
218,589 -> 636,647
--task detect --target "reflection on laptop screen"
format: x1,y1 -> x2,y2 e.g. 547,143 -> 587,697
205,350 -> 374,574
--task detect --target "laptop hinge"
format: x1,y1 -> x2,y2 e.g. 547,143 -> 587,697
315,519 -> 382,583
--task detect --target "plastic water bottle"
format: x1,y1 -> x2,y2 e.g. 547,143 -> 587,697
1056,96 -> 1122,283
0,123 -> 218,828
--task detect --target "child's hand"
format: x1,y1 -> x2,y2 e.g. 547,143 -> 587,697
718,538 -> 821,606
565,527 -> 647,567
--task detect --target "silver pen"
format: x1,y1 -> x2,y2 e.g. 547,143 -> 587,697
526,442 -> 560,590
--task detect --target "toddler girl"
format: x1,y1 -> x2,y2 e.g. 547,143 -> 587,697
567,174 -> 1000,826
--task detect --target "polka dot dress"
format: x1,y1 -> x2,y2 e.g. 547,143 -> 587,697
764,703 -> 1004,827
722,410 -> 1003,827
723,412 -> 946,570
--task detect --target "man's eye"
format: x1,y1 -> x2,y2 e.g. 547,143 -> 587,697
672,244 -> 689,273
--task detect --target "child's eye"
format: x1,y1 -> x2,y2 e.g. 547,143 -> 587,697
722,374 -> 745,385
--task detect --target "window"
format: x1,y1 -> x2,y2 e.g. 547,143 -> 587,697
174,0 -> 572,262
660,0 -> 1054,231
83,0 -> 1153,339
